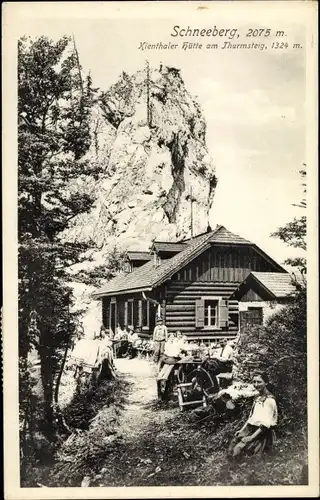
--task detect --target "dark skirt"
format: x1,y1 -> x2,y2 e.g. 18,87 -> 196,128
228,423 -> 276,457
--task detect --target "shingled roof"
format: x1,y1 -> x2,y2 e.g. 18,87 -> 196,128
126,251 -> 152,261
250,272 -> 303,298
92,225 -> 285,298
150,241 -> 188,254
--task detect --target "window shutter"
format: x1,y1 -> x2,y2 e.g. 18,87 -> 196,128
195,299 -> 205,328
219,299 -> 229,328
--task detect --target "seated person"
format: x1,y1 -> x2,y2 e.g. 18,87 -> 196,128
209,341 -> 219,357
213,339 -> 234,366
70,335 -> 100,378
114,329 -> 122,341
176,330 -> 188,344
201,339 -> 234,377
116,327 -> 129,357
120,327 -> 128,341
159,334 -> 187,370
228,372 -> 278,459
99,327 -> 114,361
97,327 -> 117,379
126,327 -> 139,359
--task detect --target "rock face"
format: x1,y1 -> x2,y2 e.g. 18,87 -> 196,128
66,65 -> 217,254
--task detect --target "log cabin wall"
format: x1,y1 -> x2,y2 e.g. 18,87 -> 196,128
165,244 -> 282,341
102,290 -> 164,337
165,281 -> 239,341
174,244 -> 278,283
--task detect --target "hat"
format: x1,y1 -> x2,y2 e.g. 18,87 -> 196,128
128,326 -> 134,332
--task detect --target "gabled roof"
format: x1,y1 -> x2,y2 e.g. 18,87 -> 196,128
93,229 -> 215,297
150,241 -> 188,254
181,226 -> 252,246
251,272 -> 303,298
126,251 -> 152,262
92,226 -> 286,298
231,271 -> 304,300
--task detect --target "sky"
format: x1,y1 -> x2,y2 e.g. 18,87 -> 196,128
16,5 -> 309,268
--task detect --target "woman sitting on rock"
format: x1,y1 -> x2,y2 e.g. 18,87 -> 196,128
228,371 -> 278,459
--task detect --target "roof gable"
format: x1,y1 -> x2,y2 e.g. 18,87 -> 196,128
92,226 -> 286,298
231,272 -> 302,300
126,251 -> 152,262
150,241 -> 188,255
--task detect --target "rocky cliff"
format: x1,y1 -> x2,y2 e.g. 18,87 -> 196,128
66,64 -> 217,257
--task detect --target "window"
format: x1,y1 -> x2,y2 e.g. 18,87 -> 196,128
138,299 -> 150,329
125,299 -> 133,327
123,262 -> 132,273
195,297 -> 229,329
247,307 -> 263,325
204,300 -> 218,327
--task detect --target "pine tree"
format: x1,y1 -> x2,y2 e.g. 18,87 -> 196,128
18,35 -> 99,445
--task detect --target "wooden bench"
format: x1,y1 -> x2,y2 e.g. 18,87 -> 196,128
156,364 -> 177,400
176,382 -> 208,411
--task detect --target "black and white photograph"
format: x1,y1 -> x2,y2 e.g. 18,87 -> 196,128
2,1 -> 319,498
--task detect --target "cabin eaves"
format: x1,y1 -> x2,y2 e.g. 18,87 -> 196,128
231,271 -> 303,301
92,226 -> 287,298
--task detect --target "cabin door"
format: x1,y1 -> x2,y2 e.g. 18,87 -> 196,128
149,302 -> 157,337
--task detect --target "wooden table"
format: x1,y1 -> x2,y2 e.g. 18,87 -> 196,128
156,356 -> 205,401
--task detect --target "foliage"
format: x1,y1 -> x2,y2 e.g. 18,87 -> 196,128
21,378 -> 129,487
18,35 -> 100,450
72,247 -> 127,287
271,217 -> 306,250
236,287 -> 307,432
271,167 -> 306,272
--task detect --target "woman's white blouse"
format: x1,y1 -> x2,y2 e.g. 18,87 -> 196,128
247,395 -> 278,428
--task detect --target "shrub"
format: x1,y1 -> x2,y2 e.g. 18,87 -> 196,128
235,287 -> 307,434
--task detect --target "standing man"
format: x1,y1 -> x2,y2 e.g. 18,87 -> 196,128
152,318 -> 168,364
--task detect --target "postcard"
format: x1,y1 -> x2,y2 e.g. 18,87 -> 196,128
2,1 -> 319,498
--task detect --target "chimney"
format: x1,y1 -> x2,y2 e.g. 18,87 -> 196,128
153,252 -> 161,267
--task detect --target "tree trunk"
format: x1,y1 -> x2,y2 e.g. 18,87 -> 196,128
54,343 -> 69,404
39,346 -> 55,441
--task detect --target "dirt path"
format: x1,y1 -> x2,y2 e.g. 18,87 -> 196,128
93,357 -> 201,487
113,358 -> 159,441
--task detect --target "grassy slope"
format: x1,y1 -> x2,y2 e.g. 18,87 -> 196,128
92,398 -> 308,487
23,375 -> 307,488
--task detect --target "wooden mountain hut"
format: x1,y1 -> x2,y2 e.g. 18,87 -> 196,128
92,225 -> 288,343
